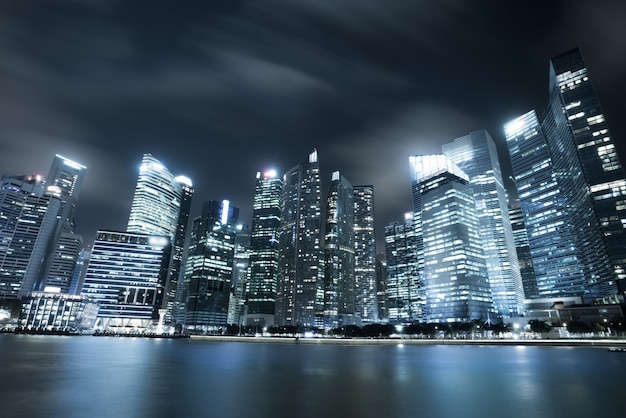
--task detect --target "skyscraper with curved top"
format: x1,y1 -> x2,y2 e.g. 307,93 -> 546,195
127,153 -> 193,325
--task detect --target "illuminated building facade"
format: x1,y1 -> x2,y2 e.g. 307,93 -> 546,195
228,224 -> 250,326
505,111 -> 588,298
384,213 -> 422,323
246,170 -> 283,326
81,230 -> 171,330
548,48 -> 626,293
0,174 -> 62,299
504,49 -> 624,301
442,130 -> 524,317
276,150 -> 322,328
127,153 -> 193,325
410,155 -> 493,323
180,200 -> 238,331
323,171 -> 356,329
18,292 -> 99,333
353,185 -> 378,323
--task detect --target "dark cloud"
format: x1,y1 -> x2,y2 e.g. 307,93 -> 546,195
1,1 -> 625,250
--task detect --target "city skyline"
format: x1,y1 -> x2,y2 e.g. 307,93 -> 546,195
1,2 -> 626,250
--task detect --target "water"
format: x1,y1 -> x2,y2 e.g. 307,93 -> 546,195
1,335 -> 625,418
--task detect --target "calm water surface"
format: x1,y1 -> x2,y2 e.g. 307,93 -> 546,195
1,335 -> 625,418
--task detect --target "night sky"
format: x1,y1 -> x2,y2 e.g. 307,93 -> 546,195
2,1 -> 626,250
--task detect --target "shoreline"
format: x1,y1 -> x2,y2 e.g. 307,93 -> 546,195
189,335 -> 626,348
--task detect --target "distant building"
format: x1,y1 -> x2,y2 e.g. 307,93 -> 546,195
508,200 -> 537,299
245,170 -> 283,327
443,130 -> 524,318
353,185 -> 378,323
323,171 -> 356,329
229,224 -> 250,326
276,150 -> 323,328
81,230 -> 171,330
179,200 -> 238,331
410,155 -> 493,323
375,253 -> 388,322
384,213 -> 422,323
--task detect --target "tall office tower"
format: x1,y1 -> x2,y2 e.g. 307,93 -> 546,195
246,170 -> 283,326
442,130 -> 524,318
375,253 -> 388,322
276,150 -> 322,328
33,155 -> 86,294
0,175 -> 61,299
323,171 -> 356,329
353,185 -> 378,323
81,231 -> 171,330
410,155 -> 493,323
45,154 -> 86,232
228,224 -> 250,326
384,213 -> 422,323
127,154 -> 193,325
508,200 -> 538,299
505,111 -> 594,298
180,200 -> 238,331
548,48 -> 626,292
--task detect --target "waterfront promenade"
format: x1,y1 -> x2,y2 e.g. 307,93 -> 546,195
190,335 -> 626,348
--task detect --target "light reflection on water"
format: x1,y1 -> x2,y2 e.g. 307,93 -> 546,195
1,335 -> 626,418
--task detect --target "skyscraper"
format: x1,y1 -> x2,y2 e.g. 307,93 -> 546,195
323,171 -> 356,329
32,155 -> 86,294
81,230 -> 171,330
442,130 -> 524,318
504,49 -> 624,301
179,200 -> 238,331
246,170 -> 283,327
276,150 -> 322,328
0,175 -> 61,299
508,200 -> 538,299
353,185 -> 378,323
384,213 -> 422,323
504,111 -> 589,298
548,48 -> 626,293
410,155 -> 493,323
127,154 -> 193,325
228,223 -> 250,327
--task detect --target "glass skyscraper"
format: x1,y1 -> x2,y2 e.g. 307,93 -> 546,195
127,153 -> 193,325
276,150 -> 322,328
228,224 -> 250,327
410,155 -> 493,323
505,111 -> 589,298
81,230 -> 171,330
179,200 -> 238,331
323,171 -> 356,329
548,48 -> 626,293
353,185 -> 378,323
246,169 -> 283,326
0,175 -> 61,299
504,49 -> 624,301
384,213 -> 422,323
442,130 -> 524,318
508,200 -> 538,299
